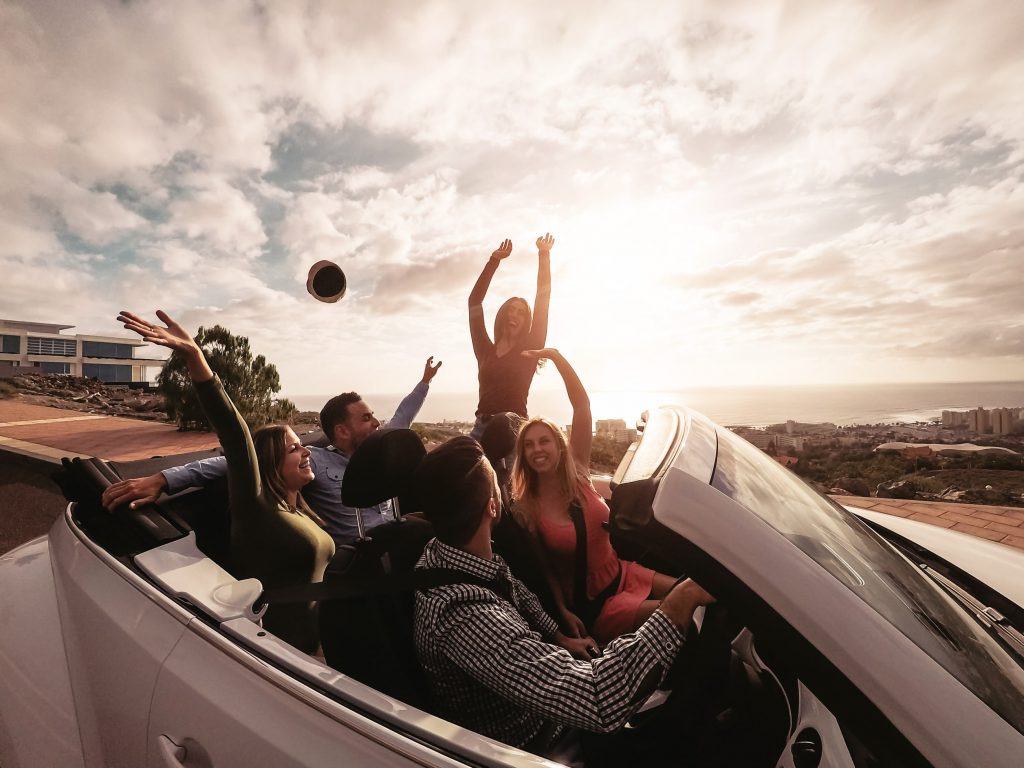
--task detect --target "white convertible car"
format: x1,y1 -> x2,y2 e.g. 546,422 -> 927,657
1,406 -> 1022,767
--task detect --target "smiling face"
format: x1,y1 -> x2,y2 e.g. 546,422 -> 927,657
334,400 -> 381,454
495,297 -> 532,345
504,301 -> 529,338
521,422 -> 562,476
278,427 -> 314,491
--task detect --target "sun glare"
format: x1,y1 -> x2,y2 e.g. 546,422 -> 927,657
545,198 -> 721,365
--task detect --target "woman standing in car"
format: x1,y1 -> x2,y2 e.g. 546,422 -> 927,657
510,348 -> 676,645
117,309 -> 334,653
467,234 -> 553,440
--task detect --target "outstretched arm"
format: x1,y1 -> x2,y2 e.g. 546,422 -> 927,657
118,310 -> 212,382
527,234 -> 553,348
521,348 -> 591,469
101,454 -> 230,511
389,356 -> 442,429
468,239 -> 511,358
117,310 -> 260,507
102,472 -> 168,510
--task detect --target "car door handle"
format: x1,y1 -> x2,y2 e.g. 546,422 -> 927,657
158,735 -> 187,765
158,735 -> 214,767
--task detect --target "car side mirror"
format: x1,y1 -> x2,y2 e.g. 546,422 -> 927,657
306,261 -> 347,303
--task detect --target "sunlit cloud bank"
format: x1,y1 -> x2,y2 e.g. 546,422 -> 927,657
1,0 -> 1022,401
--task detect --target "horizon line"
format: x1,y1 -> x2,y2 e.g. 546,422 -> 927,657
288,378 -> 1024,398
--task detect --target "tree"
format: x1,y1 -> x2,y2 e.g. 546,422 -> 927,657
158,325 -> 297,431
590,434 -> 630,474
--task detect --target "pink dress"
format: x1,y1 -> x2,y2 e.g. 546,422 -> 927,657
536,481 -> 655,645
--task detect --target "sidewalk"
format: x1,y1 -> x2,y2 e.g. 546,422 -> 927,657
835,495 -> 1024,551
0,400 -> 219,463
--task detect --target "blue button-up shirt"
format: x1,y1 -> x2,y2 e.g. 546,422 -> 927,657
163,382 -> 429,546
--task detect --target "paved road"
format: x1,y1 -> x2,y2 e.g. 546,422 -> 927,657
0,451 -> 66,555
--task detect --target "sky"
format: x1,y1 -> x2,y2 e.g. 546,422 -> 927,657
2,0 -> 1023,407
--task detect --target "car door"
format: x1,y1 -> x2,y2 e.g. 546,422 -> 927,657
146,620 -> 437,768
49,513 -> 190,768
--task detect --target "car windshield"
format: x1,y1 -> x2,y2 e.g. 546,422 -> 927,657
710,424 -> 1024,735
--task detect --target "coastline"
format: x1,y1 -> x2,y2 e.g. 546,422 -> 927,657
290,380 -> 1024,429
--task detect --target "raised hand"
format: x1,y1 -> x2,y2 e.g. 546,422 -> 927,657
491,238 -> 513,260
118,309 -> 212,382
536,233 -> 554,253
117,310 -> 198,355
422,355 -> 443,384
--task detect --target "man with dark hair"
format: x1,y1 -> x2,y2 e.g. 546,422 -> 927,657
413,436 -> 714,759
102,357 -> 442,545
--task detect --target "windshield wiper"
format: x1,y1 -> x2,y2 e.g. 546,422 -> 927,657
919,563 -> 1024,658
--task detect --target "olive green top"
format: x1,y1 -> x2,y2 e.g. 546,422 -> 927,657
195,376 -> 335,652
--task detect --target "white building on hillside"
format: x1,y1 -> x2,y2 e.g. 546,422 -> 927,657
0,319 -> 165,384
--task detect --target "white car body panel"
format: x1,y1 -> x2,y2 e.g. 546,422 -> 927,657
37,507 -> 560,768
653,468 -> 1024,767
134,531 -> 266,623
148,626 -> 434,768
775,683 -> 855,768
649,412 -> 1024,768
848,506 -> 1024,609
51,510 -> 190,767
0,536 -> 84,768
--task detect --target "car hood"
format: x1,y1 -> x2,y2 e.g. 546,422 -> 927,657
849,506 -> 1024,610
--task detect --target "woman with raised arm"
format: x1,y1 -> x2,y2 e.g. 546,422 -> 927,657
510,348 -> 676,645
118,310 -> 334,653
467,234 -> 553,440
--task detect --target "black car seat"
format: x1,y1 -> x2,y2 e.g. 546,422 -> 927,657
315,428 -> 434,706
54,455 -> 189,557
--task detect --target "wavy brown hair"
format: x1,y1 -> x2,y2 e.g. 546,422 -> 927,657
510,417 -> 586,532
253,425 -> 324,526
493,296 -> 532,345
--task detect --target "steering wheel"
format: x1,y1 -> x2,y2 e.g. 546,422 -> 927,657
617,604 -> 737,767
660,602 -> 733,699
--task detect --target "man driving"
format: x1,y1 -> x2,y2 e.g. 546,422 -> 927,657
412,436 -> 714,761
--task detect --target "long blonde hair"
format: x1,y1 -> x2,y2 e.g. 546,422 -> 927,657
253,425 -> 324,526
510,417 -> 586,532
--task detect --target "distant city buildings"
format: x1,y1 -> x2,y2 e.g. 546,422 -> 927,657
0,318 -> 164,384
595,418 -> 638,445
732,428 -> 805,452
942,406 -> 1022,435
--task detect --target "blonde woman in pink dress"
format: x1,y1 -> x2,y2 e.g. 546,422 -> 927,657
509,348 -> 676,646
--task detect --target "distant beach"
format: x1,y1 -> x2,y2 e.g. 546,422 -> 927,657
291,380 -> 1024,429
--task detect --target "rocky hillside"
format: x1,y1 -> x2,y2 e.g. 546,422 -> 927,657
0,373 -> 169,420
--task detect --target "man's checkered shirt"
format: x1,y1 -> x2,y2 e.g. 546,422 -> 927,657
413,538 -> 685,751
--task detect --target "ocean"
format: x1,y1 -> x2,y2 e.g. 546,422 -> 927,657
290,380 -> 1024,429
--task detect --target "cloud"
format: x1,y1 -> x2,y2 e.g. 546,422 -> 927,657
367,249 -> 481,314
2,0 -> 1023,393
719,291 -> 762,307
161,174 -> 268,255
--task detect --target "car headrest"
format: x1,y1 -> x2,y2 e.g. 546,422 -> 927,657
479,412 -> 524,465
341,428 -> 426,509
